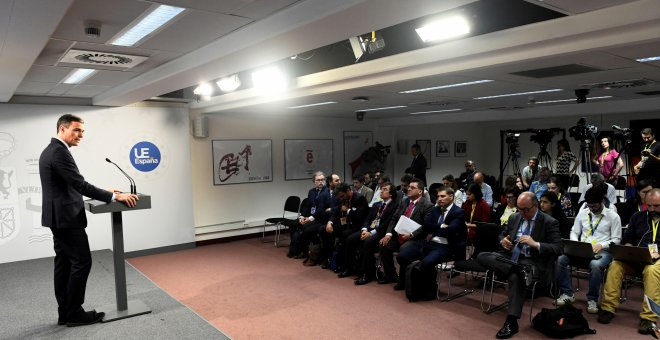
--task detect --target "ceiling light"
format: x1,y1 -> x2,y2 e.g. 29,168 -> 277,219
409,109 -> 462,115
193,83 -> 214,96
400,80 -> 493,94
636,56 -> 660,63
62,68 -> 97,84
415,16 -> 470,43
216,75 -> 241,92
351,96 -> 369,102
252,66 -> 287,93
360,105 -> 407,112
536,96 -> 612,104
288,101 -> 336,109
109,4 -> 185,46
475,89 -> 562,100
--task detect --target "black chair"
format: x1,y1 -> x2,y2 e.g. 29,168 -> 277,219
262,195 -> 301,247
442,223 -> 502,302
428,183 -> 442,203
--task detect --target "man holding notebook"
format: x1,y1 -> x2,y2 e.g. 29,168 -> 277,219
555,187 -> 621,314
598,188 -> 660,335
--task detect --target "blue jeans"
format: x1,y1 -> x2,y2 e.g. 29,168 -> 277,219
558,250 -> 612,302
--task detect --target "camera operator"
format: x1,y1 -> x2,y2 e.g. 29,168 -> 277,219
521,156 -> 539,190
634,128 -> 660,183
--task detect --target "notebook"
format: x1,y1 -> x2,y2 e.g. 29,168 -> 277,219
563,239 -> 598,259
610,243 -> 654,265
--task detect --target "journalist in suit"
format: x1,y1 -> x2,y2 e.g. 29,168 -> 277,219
40,114 -> 138,327
476,191 -> 563,339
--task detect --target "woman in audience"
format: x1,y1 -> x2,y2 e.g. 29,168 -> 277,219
515,176 -> 524,191
619,178 -> 656,226
442,174 -> 464,207
540,191 -> 571,239
554,139 -> 579,190
493,187 -> 520,226
593,136 -> 623,185
546,176 -> 574,217
462,183 -> 491,240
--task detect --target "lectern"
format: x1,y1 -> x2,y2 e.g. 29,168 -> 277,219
84,194 -> 152,322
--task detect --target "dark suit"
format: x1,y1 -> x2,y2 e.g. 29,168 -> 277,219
380,196 -> 433,281
397,204 -> 466,280
349,199 -> 400,278
409,154 -> 427,185
299,186 -> 332,255
476,211 -> 562,318
39,138 -> 113,319
322,192 -> 369,265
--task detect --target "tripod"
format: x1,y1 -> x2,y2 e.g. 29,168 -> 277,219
578,139 -> 595,184
537,143 -> 553,172
503,142 -> 522,176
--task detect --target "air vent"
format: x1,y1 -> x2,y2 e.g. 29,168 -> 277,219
488,106 -> 525,110
58,49 -> 148,69
580,78 -> 656,89
511,64 -> 602,78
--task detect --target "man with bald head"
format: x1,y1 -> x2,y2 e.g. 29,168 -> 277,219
458,160 -> 476,190
477,191 -> 563,339
473,171 -> 494,207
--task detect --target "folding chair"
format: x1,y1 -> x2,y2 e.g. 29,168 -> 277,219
262,195 -> 301,247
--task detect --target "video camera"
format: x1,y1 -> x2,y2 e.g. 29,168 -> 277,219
530,129 -> 555,147
568,118 -> 598,142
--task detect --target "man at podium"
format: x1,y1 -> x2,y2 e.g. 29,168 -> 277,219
39,114 -> 138,327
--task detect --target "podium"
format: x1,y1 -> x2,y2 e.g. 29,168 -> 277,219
85,194 -> 152,323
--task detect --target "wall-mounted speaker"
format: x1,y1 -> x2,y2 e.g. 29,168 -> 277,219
192,116 -> 208,138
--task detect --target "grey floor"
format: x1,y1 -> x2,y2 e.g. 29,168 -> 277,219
0,250 -> 229,340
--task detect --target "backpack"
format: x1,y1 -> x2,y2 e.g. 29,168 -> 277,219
532,304 -> 596,338
405,260 -> 438,302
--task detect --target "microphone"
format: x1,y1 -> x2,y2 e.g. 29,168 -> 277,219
612,125 -> 632,132
105,158 -> 136,195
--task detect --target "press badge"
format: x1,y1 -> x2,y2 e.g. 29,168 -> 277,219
311,207 -> 316,215
371,219 -> 379,229
649,244 -> 658,255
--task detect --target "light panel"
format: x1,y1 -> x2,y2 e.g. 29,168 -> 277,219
216,75 -> 241,92
360,105 -> 407,112
400,80 -> 492,94
288,101 -> 336,109
415,16 -> 470,43
62,68 -> 97,84
536,96 -> 612,104
636,56 -> 660,62
409,109 -> 462,115
252,66 -> 287,93
475,89 -> 562,100
109,4 -> 185,46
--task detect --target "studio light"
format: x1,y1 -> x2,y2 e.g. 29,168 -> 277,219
216,74 -> 241,92
252,66 -> 287,93
62,68 -> 97,84
193,82 -> 214,100
415,15 -> 470,43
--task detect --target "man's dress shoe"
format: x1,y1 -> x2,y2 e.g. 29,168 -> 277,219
495,321 -> 518,339
354,277 -> 372,285
66,310 -> 105,327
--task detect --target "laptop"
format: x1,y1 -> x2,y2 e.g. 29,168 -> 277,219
563,239 -> 598,259
610,243 -> 654,265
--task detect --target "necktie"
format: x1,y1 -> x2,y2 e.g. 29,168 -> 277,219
437,208 -> 445,225
404,201 -> 415,218
511,220 -> 532,263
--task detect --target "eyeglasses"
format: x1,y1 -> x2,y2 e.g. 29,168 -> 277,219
506,195 -> 516,200
519,206 -> 534,213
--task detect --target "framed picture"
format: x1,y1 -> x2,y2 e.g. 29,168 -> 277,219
455,140 -> 467,157
415,139 -> 432,169
344,131 -> 373,179
212,139 -> 272,185
284,139 -> 333,180
436,140 -> 450,157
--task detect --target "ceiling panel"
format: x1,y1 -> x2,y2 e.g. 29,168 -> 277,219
84,70 -> 139,86
65,84 -> 112,97
22,65 -> 71,83
155,0 -> 254,14
15,81 -> 57,95
232,0 -> 301,20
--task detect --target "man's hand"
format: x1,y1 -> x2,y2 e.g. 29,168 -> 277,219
299,216 -> 309,225
115,193 -> 139,207
399,233 -> 411,242
592,243 -> 603,254
519,235 -> 537,246
360,231 -> 370,241
652,252 -> 660,260
500,235 -> 513,251
379,235 -> 391,246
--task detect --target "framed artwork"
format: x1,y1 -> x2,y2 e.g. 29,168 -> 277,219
212,139 -> 272,185
436,140 -> 450,157
284,139 -> 333,180
343,131 -> 373,179
415,139 -> 432,169
455,141 -> 467,157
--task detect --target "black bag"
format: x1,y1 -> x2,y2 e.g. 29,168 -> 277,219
404,260 -> 438,302
532,304 -> 596,338
287,227 -> 303,257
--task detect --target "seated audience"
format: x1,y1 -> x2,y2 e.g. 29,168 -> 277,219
598,189 -> 660,336
529,166 -> 551,200
494,188 -> 520,226
477,192 -> 563,339
521,156 -> 540,190
473,171 -> 494,207
442,174 -> 464,207
619,178 -> 656,227
556,187 -> 621,314
351,182 -> 400,285
462,184 -> 491,240
298,172 -> 333,265
458,160 -> 476,190
546,177 -> 574,218
539,191 -> 571,239
394,187 -> 466,300
352,175 -> 374,203
579,173 -> 617,209
499,175 -> 519,206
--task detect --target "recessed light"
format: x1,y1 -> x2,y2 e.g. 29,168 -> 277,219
288,102 -> 337,109
475,89 -> 562,100
409,109 -> 462,115
62,68 -> 97,84
360,105 -> 407,112
415,15 -> 470,43
400,80 -> 493,94
536,96 -> 612,104
636,56 -> 660,63
108,4 -> 185,47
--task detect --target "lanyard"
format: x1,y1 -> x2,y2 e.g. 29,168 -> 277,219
470,203 -> 476,223
501,206 -> 517,225
652,219 -> 658,243
643,140 -> 656,152
584,213 -> 603,240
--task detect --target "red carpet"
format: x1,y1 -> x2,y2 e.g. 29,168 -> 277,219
129,238 -> 649,339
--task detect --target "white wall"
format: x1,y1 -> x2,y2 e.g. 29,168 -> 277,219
0,103 -> 195,263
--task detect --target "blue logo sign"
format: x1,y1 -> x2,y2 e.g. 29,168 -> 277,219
130,141 -> 161,172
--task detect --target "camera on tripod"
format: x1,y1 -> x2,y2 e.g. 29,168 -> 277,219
505,132 -> 520,144
568,117 -> 598,141
530,129 -> 554,149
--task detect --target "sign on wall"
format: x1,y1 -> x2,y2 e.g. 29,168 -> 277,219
212,139 -> 272,185
284,139 -> 333,180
